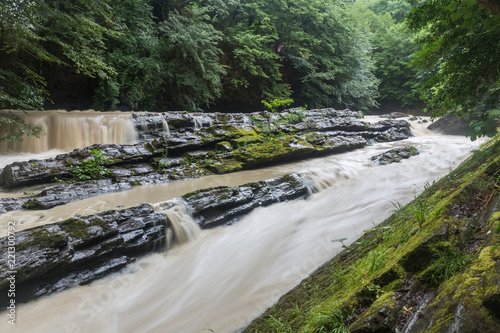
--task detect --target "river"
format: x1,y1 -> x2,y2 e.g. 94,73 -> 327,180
0,113 -> 482,333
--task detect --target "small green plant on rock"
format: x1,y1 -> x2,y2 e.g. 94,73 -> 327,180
261,98 -> 294,113
282,109 -> 306,124
265,315 -> 291,332
332,237 -> 349,252
71,149 -> 111,180
312,304 -> 352,333
367,284 -> 384,299
52,177 -> 76,184
427,248 -> 475,286
368,245 -> 387,275
331,262 -> 346,285
414,198 -> 431,228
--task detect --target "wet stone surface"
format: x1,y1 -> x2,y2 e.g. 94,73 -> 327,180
0,109 -> 411,215
0,174 -> 313,305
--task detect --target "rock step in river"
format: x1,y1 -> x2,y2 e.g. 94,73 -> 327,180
0,108 -> 411,214
0,174 -> 311,306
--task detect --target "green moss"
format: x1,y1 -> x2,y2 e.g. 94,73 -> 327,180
209,158 -> 243,173
22,198 -> 49,210
244,136 -> 500,333
196,124 -> 259,144
422,247 -> 500,333
59,218 -> 90,240
215,141 -> 233,152
233,135 -> 314,167
30,228 -> 67,249
232,135 -> 263,147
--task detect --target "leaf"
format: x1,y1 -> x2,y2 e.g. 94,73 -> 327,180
332,238 -> 348,243
461,0 -> 477,5
446,2 -> 458,11
450,11 -> 464,22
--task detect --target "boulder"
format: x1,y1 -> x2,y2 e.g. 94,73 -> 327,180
370,146 -> 419,165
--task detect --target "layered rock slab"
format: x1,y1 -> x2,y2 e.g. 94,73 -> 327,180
0,109 -> 411,214
0,174 -> 311,305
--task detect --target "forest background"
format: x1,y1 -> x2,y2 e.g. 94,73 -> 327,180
0,0 -> 499,139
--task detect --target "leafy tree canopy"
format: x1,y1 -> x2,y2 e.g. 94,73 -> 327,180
0,0 -> 381,114
405,0 -> 500,138
349,0 -> 421,108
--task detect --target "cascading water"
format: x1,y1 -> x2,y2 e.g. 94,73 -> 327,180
151,201 -> 201,249
0,110 -> 137,155
193,115 -> 214,131
0,116 -> 484,333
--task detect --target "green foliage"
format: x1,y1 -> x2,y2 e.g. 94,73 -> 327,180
405,0 -> 500,138
467,111 -> 500,141
282,109 -> 306,124
71,149 -> 111,180
390,200 -> 405,216
427,248 -> 475,286
262,99 -> 294,113
0,113 -> 43,142
332,237 -> 349,252
367,283 -> 384,299
331,263 -> 346,285
349,0 -> 420,107
265,315 -> 292,332
0,0 -> 117,110
160,5 -> 227,111
363,0 -> 412,22
1,0 -> 384,118
214,0 -> 379,110
368,244 -> 387,274
414,198 -> 430,229
312,305 -> 352,333
93,0 -> 163,110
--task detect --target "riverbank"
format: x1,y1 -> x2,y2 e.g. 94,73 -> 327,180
243,135 -> 500,332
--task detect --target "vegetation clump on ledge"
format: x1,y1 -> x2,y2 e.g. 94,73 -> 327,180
243,135 -> 500,333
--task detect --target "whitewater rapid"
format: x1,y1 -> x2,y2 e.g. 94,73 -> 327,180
0,117 -> 483,333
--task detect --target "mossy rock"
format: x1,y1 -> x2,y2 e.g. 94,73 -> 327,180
372,266 -> 403,287
29,228 -> 67,250
22,198 -> 50,210
208,158 -> 243,174
233,136 -> 314,167
215,141 -> 233,152
197,124 -> 258,143
350,305 -> 397,333
483,293 -> 500,320
231,135 -> 263,147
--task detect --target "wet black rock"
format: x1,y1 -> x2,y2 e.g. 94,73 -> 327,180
350,305 -> 397,333
483,293 -> 500,320
0,174 -> 312,305
183,174 -> 311,228
0,108 -> 412,214
370,146 -> 419,165
427,114 -> 470,136
0,204 -> 166,304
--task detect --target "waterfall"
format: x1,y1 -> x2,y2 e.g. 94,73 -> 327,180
193,115 -> 213,131
0,110 -> 137,154
163,206 -> 201,249
150,200 -> 201,249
